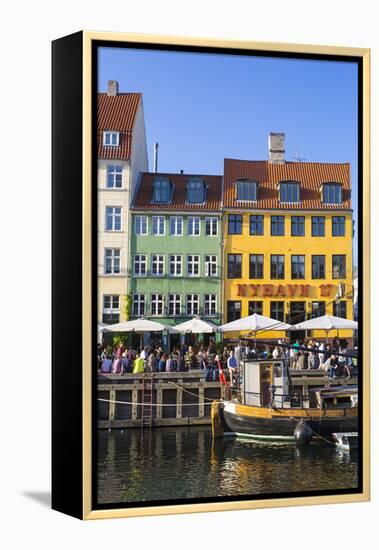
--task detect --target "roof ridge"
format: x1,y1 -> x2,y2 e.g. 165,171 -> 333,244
141,172 -> 222,177
224,158 -> 350,166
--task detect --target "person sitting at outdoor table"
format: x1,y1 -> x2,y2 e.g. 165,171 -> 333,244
121,350 -> 133,373
158,353 -> 168,373
176,353 -> 185,372
322,355 -> 336,378
112,354 -> 123,374
196,348 -> 205,369
227,350 -> 238,386
140,346 -> 148,361
309,350 -> 320,369
296,351 -> 306,370
147,351 -> 156,372
115,342 -> 124,359
133,354 -> 145,374
185,346 -> 195,370
272,345 -> 280,359
166,354 -> 175,372
100,355 -> 113,374
203,358 -> 214,382
222,346 -> 229,366
208,339 -> 216,355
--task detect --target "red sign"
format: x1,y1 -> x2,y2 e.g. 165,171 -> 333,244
236,283 -> 333,298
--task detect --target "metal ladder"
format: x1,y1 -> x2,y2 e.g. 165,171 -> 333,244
141,373 -> 153,429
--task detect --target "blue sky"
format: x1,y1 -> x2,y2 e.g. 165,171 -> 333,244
98,47 -> 358,261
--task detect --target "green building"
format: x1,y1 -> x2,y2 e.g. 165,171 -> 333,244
130,172 -> 223,345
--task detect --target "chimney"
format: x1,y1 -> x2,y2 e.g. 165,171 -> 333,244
107,80 -> 119,96
153,142 -> 159,173
268,132 -> 285,164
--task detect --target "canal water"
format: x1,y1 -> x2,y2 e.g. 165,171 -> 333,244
97,426 -> 358,505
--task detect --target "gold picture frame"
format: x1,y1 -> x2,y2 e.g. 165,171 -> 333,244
52,31 -> 370,520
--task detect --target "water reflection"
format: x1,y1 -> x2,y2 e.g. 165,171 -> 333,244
97,427 -> 358,505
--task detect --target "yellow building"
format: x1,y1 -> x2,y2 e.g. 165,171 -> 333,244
222,134 -> 354,342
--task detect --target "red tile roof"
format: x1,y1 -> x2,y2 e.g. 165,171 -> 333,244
132,173 -> 223,211
97,93 -> 141,160
223,159 -> 351,210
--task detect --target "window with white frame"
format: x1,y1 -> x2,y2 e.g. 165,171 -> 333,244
105,207 -> 122,231
186,294 -> 199,315
152,216 -> 165,235
188,216 -> 201,236
187,178 -> 205,203
169,255 -> 182,276
187,255 -> 200,276
168,294 -> 181,316
205,217 -> 218,236
236,180 -> 258,201
204,294 -> 217,316
153,177 -> 171,203
106,165 -> 123,188
134,215 -> 148,235
323,183 -> 342,204
205,255 -> 217,277
134,254 -> 147,276
151,294 -> 165,316
133,294 -> 145,316
151,254 -> 165,276
102,295 -> 120,324
104,248 -> 121,274
279,181 -> 300,203
103,131 -> 120,147
169,216 -> 183,236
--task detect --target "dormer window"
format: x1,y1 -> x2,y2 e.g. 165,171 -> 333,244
279,181 -> 300,203
153,177 -> 172,203
187,178 -> 205,204
322,183 -> 342,204
103,131 -> 120,146
236,180 -> 258,201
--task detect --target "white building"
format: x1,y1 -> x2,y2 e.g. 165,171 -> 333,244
97,80 -> 148,324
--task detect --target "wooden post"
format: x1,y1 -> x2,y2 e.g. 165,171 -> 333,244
221,385 -> 226,400
156,385 -> 163,420
199,386 -> 205,418
132,387 -> 138,421
211,401 -> 224,438
109,389 -> 116,422
176,387 -> 183,419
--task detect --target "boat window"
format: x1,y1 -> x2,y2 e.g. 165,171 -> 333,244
274,365 -> 282,378
336,396 -> 353,407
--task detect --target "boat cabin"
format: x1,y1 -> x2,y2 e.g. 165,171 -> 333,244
240,360 -> 358,410
308,386 -> 358,409
241,359 -> 290,408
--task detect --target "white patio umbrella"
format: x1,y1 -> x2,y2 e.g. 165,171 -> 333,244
291,314 -> 358,332
219,313 -> 291,334
106,318 -> 178,333
97,323 -> 109,344
220,313 -> 292,349
291,314 -> 357,346
174,317 -> 220,334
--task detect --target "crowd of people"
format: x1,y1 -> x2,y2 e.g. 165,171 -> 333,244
97,337 -> 357,383
97,340 -> 239,385
241,338 -> 357,378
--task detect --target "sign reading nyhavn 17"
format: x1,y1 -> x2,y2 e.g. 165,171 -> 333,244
236,284 -> 335,298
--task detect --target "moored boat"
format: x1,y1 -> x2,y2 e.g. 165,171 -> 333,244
332,432 -> 358,451
211,358 -> 358,444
